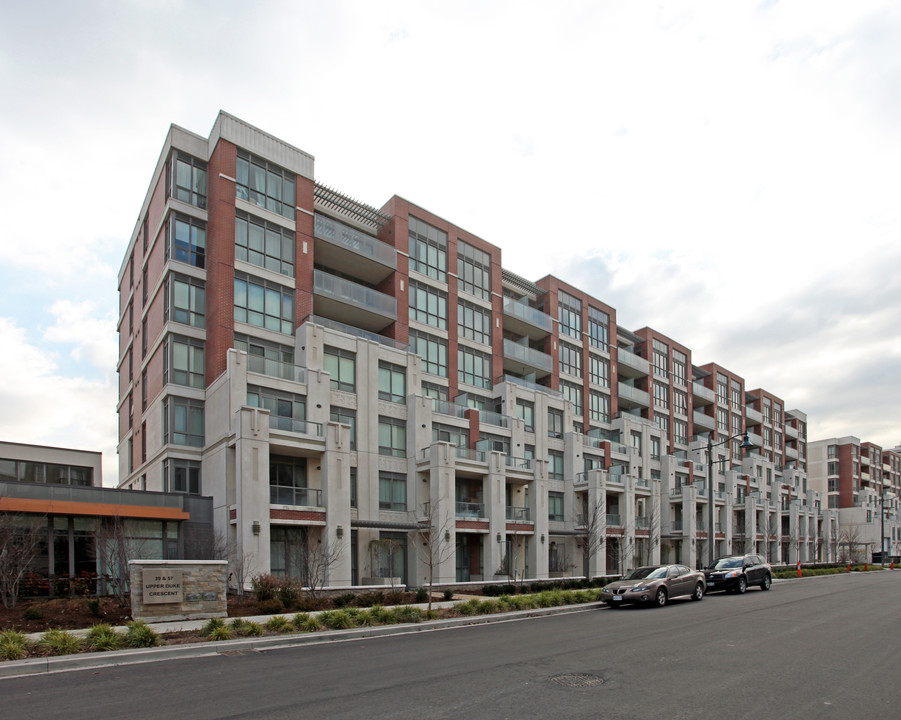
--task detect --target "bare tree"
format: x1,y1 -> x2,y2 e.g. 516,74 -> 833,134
574,494 -> 606,577
368,537 -> 403,590
413,499 -> 456,612
0,512 -> 44,609
286,529 -> 343,600
94,515 -> 153,604
632,498 -> 661,567
764,515 -> 779,563
838,526 -> 863,564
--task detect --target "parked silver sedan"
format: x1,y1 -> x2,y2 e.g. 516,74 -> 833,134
602,564 -> 706,608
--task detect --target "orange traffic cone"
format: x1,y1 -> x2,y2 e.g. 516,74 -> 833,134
865,562 -> 868,571
847,562 -> 851,572
797,561 -> 801,577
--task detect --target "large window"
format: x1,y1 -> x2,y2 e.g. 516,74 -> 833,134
560,380 -> 583,416
548,451 -> 564,481
516,399 -> 535,432
170,152 -> 207,209
558,290 -> 581,338
378,417 -> 406,457
234,334 -> 294,378
587,306 -> 609,351
548,492 -> 564,521
672,350 -> 687,386
409,330 -> 448,377
270,456 -> 314,506
378,362 -> 406,403
458,346 -> 491,389
408,215 -> 447,282
588,390 -> 610,423
164,459 -> 201,495
235,212 -> 295,278
458,300 -> 491,345
589,354 -> 609,387
379,472 -> 407,511
247,386 -> 305,433
169,214 -> 206,268
674,420 -> 688,445
409,280 -> 447,329
235,151 -> 296,219
421,381 -> 449,403
548,408 -> 564,439
673,389 -> 688,416
652,339 -> 668,378
433,423 -> 468,448
0,459 -> 92,486
165,336 -> 204,389
559,342 -> 582,377
323,346 -> 355,392
330,407 -> 356,450
654,381 -> 669,410
167,275 -> 205,328
164,397 -> 204,447
457,240 -> 491,300
234,274 -> 294,335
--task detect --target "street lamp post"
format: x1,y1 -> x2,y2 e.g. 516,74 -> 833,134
706,431 -> 755,569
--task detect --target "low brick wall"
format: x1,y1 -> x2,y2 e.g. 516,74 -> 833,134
129,560 -> 228,623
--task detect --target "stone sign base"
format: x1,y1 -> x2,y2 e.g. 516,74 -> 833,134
129,560 -> 228,623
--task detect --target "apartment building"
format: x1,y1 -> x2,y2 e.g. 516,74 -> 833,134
808,437 -> 901,561
117,112 -> 835,588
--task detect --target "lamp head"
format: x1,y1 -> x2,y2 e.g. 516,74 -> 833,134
739,433 -> 754,450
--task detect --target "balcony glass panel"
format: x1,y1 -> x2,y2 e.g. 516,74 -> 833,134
502,297 -> 553,333
314,214 -> 397,268
313,269 -> 397,318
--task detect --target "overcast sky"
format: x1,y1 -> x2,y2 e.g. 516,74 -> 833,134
1,1 -> 899,486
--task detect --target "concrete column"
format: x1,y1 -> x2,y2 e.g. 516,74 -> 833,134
322,421 -> 351,586
486,451 -> 506,578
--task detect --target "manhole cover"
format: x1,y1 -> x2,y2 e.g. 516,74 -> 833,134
549,673 -> 606,688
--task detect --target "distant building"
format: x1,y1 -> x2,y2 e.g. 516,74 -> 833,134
116,112 -> 837,588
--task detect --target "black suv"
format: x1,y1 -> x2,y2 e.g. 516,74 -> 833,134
704,554 -> 772,594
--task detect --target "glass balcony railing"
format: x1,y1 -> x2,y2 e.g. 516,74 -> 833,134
455,448 -> 486,463
502,297 -> 553,333
268,416 -> 323,437
502,339 -> 553,373
247,354 -> 306,384
635,516 -> 650,529
455,501 -> 485,518
313,269 -> 397,318
304,315 -> 408,351
495,375 -> 562,398
616,347 -> 650,375
606,513 -> 623,527
313,214 -> 397,269
506,506 -> 532,522
270,486 -> 323,507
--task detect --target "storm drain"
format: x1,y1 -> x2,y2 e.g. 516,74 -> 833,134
548,673 -> 606,688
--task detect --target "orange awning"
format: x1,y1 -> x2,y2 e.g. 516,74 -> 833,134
0,498 -> 190,521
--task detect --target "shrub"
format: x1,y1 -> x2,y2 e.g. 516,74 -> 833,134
265,615 -> 293,633
258,598 -> 285,615
199,617 -> 226,638
294,614 -> 322,632
230,618 -> 264,637
392,606 -> 423,623
414,587 -> 428,603
250,574 -> 280,602
354,609 -> 376,626
85,624 -> 122,652
208,625 -> 233,641
39,628 -> 82,656
443,589 -> 454,601
87,598 -> 102,617
124,620 -> 160,648
319,610 -> 354,630
23,605 -> 44,621
277,579 -> 301,608
367,605 -> 391,625
0,630 -> 30,661
333,593 -> 356,608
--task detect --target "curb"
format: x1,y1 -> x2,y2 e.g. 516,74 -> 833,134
0,601 -> 604,680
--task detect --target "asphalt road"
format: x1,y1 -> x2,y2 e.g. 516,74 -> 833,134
4,572 -> 899,720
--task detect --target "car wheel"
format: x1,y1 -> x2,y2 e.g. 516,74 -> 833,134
691,582 -> 704,601
654,587 -> 667,608
761,574 -> 772,591
737,576 -> 748,594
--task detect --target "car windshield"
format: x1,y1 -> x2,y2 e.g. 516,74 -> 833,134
623,567 -> 660,580
710,558 -> 742,570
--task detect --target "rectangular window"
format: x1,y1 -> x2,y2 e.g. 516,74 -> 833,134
717,407 -> 728,432
323,346 -> 356,392
548,491 -> 564,521
548,450 -> 564,481
409,280 -> 448,329
330,407 -> 356,450
141,369 -> 147,411
408,215 -> 447,282
673,389 -> 688,416
233,273 -> 294,335
731,380 -> 742,411
516,399 -> 535,432
421,381 -> 449,403
172,152 -> 208,209
247,386 -> 305,432
169,214 -> 206,269
235,151 -> 296,219
672,350 -> 687,386
631,431 -> 642,452
164,397 -> 204,447
587,306 -> 609,351
378,362 -> 406,403
674,420 -> 688,445
269,456 -> 311,506
433,422 -> 467,448
559,341 -> 582,377
651,436 -> 661,460
234,334 -> 295,377
654,381 -> 669,410
588,390 -> 610,423
588,354 -> 609,387
558,290 -> 581,338
164,458 -> 201,494
458,299 -> 491,345
458,346 -> 491,389
655,414 -> 669,434
378,417 -> 406,457
548,408 -> 564,439
457,240 -> 491,300
165,336 -> 205,389
717,374 -> 728,405
235,211 -> 295,278
379,472 -> 407,511
560,380 -> 583,416
652,339 -> 668,378
409,330 -> 448,377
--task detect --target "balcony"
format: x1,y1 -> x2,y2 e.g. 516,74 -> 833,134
502,297 -> 553,339
506,456 -> 533,471
313,269 -> 396,332
456,501 -> 485,518
503,338 -> 553,378
431,398 -> 468,419
495,374 -> 562,398
616,347 -> 650,379
672,519 -> 683,531
270,486 -> 323,507
606,514 -> 623,527
745,407 -> 763,426
506,506 -> 532,522
313,213 -> 396,285
785,424 -> 799,439
692,382 -> 716,407
635,516 -> 650,529
693,410 -> 715,432
304,315 -> 407,351
268,415 -> 323,438
247,354 -> 306,384
617,382 -> 650,411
